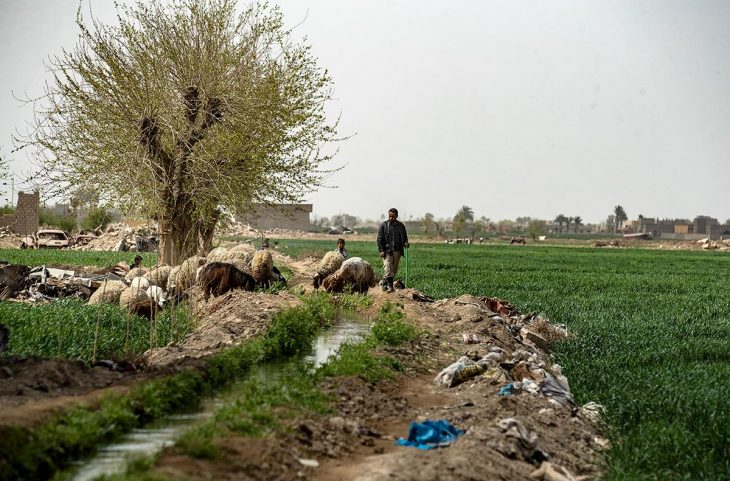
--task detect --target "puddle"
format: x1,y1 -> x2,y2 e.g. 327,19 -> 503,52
69,315 -> 369,481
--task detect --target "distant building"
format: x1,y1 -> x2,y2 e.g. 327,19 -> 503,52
638,215 -> 728,240
0,191 -> 40,235
237,203 -> 312,231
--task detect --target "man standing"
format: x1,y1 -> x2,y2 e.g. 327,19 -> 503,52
377,208 -> 409,292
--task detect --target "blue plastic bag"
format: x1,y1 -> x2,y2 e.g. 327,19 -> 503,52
396,419 -> 464,450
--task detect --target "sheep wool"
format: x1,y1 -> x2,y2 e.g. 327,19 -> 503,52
175,256 -> 206,292
251,250 -> 274,284
119,286 -> 152,313
130,276 -> 151,290
313,250 -> 345,288
166,266 -> 181,292
144,265 -> 172,288
322,257 -> 376,294
88,280 -> 127,305
125,267 -> 148,280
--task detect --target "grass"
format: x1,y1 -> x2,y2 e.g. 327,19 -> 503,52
0,299 -> 195,362
0,247 -> 157,267
271,238 -> 730,481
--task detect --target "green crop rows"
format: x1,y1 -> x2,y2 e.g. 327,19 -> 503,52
0,300 -> 194,362
277,238 -> 730,481
0,248 -> 157,268
1,240 -> 728,479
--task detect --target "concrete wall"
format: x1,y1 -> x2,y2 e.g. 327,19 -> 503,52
237,203 -> 313,231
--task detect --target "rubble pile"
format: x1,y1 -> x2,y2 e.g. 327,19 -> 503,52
73,223 -> 158,252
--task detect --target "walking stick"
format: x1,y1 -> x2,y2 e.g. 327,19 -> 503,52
404,247 -> 409,288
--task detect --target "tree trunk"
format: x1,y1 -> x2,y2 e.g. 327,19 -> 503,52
196,209 -> 220,256
158,209 -> 197,266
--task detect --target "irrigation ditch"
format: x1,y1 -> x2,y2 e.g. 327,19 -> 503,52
0,251 -> 609,481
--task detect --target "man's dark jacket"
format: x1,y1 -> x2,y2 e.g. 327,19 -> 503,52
377,220 -> 409,254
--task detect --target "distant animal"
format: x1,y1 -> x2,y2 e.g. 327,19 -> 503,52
322,257 -> 376,294
510,236 -> 526,245
198,262 -> 256,300
0,324 -> 9,353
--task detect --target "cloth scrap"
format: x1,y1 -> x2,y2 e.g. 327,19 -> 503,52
396,419 -> 464,450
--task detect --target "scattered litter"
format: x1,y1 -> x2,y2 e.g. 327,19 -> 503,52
462,333 -> 480,344
412,291 -> 435,302
540,374 -> 575,407
396,419 -> 464,450
530,461 -> 578,481
498,383 -> 515,396
297,458 -> 320,468
497,417 -> 550,464
434,356 -> 493,387
581,401 -> 606,424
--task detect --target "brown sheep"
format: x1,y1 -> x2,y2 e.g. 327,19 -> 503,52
322,257 -> 376,294
251,250 -> 274,287
198,262 -> 256,300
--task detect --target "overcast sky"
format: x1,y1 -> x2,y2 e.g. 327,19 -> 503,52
1,0 -> 728,224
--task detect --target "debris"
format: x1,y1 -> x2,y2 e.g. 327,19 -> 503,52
581,401 -> 606,424
540,374 -> 575,407
396,419 -> 464,450
434,356 -> 493,387
462,333 -> 480,344
498,383 -> 515,396
530,461 -> 578,481
297,458 -> 320,468
496,417 -> 550,464
412,291 -> 435,302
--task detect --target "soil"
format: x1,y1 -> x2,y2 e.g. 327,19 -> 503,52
0,252 -> 607,480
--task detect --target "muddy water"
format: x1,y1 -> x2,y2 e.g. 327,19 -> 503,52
69,315 -> 369,481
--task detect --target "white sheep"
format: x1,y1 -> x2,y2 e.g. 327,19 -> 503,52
313,250 -> 345,288
322,257 -> 376,294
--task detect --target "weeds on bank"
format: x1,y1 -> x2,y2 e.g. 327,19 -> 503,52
317,302 -> 421,383
176,370 -> 329,458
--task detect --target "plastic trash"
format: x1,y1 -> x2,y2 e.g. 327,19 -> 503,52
498,383 -> 515,396
396,419 -> 464,450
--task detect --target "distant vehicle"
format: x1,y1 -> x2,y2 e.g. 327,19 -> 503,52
74,232 -> 99,246
623,232 -> 654,240
20,229 -> 71,249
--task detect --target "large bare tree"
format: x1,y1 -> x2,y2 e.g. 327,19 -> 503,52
18,0 -> 339,264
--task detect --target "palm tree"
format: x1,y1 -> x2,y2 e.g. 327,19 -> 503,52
554,214 -> 568,232
456,205 -> 474,222
573,216 -> 583,233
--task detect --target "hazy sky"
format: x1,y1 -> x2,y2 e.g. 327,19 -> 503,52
1,0 -> 729,224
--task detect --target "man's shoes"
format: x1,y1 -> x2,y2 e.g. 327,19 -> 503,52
386,285 -> 394,293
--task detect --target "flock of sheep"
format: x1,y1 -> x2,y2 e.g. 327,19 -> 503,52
86,243 -> 377,319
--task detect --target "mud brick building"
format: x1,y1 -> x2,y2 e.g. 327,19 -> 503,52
0,191 -> 40,235
237,203 -> 313,231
